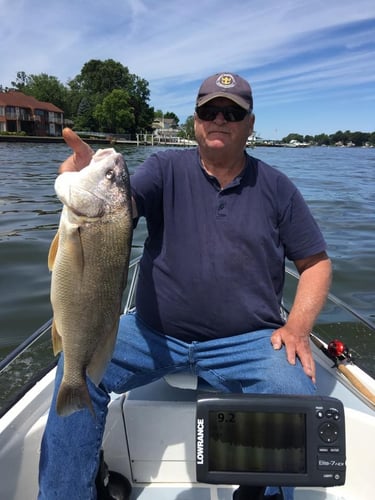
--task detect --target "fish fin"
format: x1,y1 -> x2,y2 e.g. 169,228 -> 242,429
49,226 -> 84,276
87,320 -> 120,385
48,231 -> 59,271
51,320 -> 63,356
56,380 -> 94,417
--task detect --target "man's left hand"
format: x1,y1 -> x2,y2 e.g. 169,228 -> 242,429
271,326 -> 316,383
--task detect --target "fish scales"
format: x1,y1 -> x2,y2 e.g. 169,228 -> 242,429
48,148 -> 133,416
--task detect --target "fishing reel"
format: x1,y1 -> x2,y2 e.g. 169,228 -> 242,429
327,339 -> 352,364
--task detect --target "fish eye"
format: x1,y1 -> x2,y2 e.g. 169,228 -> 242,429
105,169 -> 114,180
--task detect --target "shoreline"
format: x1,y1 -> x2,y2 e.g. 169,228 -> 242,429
0,135 -> 292,148
0,135 -> 198,147
1,135 -> 372,148
0,135 -> 129,145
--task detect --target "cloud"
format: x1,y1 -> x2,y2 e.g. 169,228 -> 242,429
1,0 -> 374,136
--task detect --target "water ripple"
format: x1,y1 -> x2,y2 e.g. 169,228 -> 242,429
1,143 -> 374,378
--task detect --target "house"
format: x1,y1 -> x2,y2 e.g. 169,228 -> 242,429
152,117 -> 180,143
0,91 -> 64,136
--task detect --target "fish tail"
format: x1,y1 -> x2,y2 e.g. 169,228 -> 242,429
56,381 -> 95,417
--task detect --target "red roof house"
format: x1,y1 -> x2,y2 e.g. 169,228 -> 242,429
0,91 -> 64,136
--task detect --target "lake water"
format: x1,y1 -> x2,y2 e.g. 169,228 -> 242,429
0,142 -> 374,389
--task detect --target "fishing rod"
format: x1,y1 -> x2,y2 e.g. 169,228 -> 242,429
309,332 -> 375,407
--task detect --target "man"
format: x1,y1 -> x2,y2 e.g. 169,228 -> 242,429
38,73 -> 332,500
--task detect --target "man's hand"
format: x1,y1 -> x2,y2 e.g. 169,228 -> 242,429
270,252 -> 332,384
59,128 -> 94,173
271,326 -> 316,383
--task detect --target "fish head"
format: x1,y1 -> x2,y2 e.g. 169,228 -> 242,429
55,148 -> 130,219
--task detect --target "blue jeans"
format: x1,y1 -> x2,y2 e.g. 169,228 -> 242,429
38,312 -> 315,500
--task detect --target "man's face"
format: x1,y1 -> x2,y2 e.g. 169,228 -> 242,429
194,97 -> 254,153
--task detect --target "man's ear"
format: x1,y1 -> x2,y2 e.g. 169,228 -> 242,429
248,113 -> 255,135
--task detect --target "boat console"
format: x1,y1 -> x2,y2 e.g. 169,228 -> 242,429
112,374 -> 346,496
196,393 -> 346,487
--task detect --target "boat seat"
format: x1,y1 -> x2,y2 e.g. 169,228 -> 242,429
163,372 -> 216,391
163,372 -> 198,390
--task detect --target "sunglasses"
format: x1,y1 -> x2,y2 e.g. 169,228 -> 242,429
195,105 -> 250,122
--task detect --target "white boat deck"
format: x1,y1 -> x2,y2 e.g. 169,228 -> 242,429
2,337 -> 374,500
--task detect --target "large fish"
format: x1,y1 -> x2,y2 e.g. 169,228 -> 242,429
48,148 -> 133,416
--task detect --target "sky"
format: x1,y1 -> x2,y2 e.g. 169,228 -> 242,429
1,0 -> 374,139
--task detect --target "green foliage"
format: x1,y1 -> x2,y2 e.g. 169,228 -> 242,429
313,133 -> 330,146
69,59 -> 131,96
0,131 -> 27,136
349,131 -> 371,146
283,133 -> 304,144
74,96 -> 97,131
163,112 -> 179,126
11,72 -> 68,112
128,75 -> 154,133
8,60 -> 154,135
181,115 -> 195,140
4,64 -> 375,144
11,71 -> 31,90
368,132 -> 375,145
93,89 -> 135,133
282,130 -> 375,146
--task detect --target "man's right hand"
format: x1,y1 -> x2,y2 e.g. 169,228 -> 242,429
59,128 -> 94,173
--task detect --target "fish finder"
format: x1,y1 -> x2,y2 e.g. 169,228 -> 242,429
196,394 -> 346,487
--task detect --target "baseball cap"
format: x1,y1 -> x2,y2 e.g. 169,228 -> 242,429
196,73 -> 253,111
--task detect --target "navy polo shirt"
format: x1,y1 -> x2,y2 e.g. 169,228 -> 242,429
131,148 -> 326,342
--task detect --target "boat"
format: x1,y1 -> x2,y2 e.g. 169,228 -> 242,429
0,256 -> 374,500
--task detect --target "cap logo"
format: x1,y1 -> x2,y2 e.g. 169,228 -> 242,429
216,74 -> 236,89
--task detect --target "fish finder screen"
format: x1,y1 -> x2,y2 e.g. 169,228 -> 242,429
208,411 -> 306,473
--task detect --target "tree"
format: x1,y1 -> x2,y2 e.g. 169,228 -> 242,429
164,112 -> 179,126
68,59 -> 153,134
127,75 -> 154,133
11,71 -> 32,90
350,131 -> 370,147
182,115 -> 195,140
304,135 -> 314,144
93,89 -> 135,133
330,130 -> 346,144
368,132 -> 375,146
70,59 -> 131,95
11,71 -> 70,115
314,133 -> 330,146
282,133 -> 304,143
25,74 -> 68,111
74,96 -> 97,131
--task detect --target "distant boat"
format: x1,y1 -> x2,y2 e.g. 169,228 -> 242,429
285,139 -> 311,148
